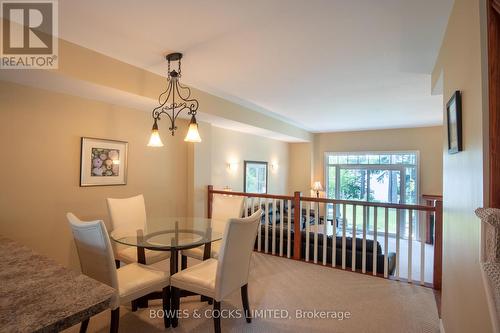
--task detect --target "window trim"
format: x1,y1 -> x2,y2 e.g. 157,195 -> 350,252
244,160 -> 268,194
323,150 -> 420,204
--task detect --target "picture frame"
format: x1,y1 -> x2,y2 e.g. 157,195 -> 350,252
80,137 -> 128,186
446,90 -> 462,154
244,161 -> 268,194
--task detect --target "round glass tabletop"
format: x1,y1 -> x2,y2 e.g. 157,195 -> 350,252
110,217 -> 225,250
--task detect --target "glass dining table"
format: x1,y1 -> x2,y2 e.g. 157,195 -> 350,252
110,216 -> 224,309
110,216 -> 224,275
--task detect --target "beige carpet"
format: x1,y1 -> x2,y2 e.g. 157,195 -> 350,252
64,253 -> 439,333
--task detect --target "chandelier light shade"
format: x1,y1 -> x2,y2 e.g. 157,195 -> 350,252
184,115 -> 202,142
147,119 -> 164,147
148,52 -> 201,146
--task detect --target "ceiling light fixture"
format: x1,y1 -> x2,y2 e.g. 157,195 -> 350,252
148,52 -> 201,147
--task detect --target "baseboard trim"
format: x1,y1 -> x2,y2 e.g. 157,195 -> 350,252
439,319 -> 445,333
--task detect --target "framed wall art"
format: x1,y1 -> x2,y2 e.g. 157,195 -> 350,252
80,137 -> 128,186
446,90 -> 463,154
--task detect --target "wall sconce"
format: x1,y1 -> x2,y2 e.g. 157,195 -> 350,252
271,163 -> 278,171
227,162 -> 238,172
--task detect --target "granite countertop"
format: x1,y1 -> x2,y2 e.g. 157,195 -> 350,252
0,236 -> 116,333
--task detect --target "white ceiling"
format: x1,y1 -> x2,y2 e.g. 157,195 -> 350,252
58,0 -> 453,133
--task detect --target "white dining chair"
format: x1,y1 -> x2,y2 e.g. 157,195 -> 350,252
171,209 -> 262,332
181,194 -> 245,266
67,213 -> 171,333
106,194 -> 169,266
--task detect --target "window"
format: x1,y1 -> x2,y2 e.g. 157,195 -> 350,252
325,151 -> 419,237
244,161 -> 268,194
325,151 -> 418,204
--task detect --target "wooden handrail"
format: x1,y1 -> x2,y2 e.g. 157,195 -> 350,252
300,196 -> 436,212
210,189 -> 294,201
209,187 -> 436,212
422,194 -> 443,201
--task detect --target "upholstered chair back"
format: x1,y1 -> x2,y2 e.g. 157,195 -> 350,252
106,194 -> 147,239
211,194 -> 245,233
212,194 -> 245,221
215,209 -> 262,301
67,213 -> 119,308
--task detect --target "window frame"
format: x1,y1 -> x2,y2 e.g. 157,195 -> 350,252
244,160 -> 268,194
323,151 -> 420,205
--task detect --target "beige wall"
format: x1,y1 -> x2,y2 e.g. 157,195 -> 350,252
432,0 -> 491,332
210,126 -> 289,194
288,143 -> 314,195
0,82 -> 189,270
187,121 -> 213,218
309,126 -> 443,198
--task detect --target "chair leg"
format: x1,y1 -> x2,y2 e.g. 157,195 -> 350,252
171,287 -> 180,328
114,260 -> 120,269
79,318 -> 89,333
137,296 -> 148,309
201,295 -> 213,304
110,308 -> 120,333
241,284 -> 251,323
162,287 -> 171,328
181,255 -> 188,270
213,301 -> 221,333
131,299 -> 138,312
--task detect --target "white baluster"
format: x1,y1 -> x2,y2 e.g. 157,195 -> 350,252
257,197 -> 262,252
323,203 -> 327,266
299,200 -> 303,260
352,205 -> 357,272
244,198 -> 248,217
279,199 -> 284,257
396,209 -> 400,280
265,198 -> 270,253
362,206 -> 367,273
384,207 -> 389,278
314,201 -> 318,264
420,211 -> 426,285
272,199 -> 276,255
373,207 -> 378,276
287,199 -> 291,258
305,201 -> 310,262
332,203 -> 337,267
342,204 -> 347,270
408,209 -> 413,283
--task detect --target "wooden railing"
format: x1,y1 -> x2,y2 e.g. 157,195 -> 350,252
207,185 -> 443,290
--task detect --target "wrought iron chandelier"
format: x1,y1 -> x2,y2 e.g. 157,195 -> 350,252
148,52 -> 201,147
